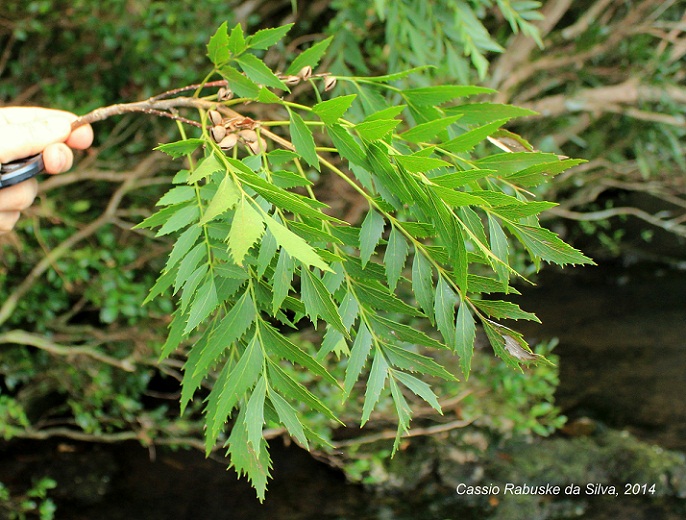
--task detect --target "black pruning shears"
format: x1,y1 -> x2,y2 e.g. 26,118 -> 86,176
0,153 -> 45,189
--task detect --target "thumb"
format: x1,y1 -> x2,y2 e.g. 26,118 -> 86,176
0,118 -> 72,163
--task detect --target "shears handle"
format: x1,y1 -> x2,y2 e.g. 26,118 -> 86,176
0,154 -> 45,189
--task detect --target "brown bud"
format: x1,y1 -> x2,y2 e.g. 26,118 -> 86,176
323,76 -> 337,92
210,125 -> 227,143
283,75 -> 301,86
297,65 -> 312,80
218,133 -> 238,150
217,87 -> 233,101
247,137 -> 267,155
208,110 -> 223,127
238,129 -> 258,143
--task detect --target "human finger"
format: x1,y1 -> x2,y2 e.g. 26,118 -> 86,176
42,143 -> 74,174
0,118 -> 72,163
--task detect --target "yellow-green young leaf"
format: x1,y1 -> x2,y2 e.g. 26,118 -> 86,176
236,54 -> 287,90
285,36 -> 333,75
155,138 -> 204,158
301,268 -> 346,333
207,21 -> 229,65
388,376 -> 412,455
441,119 -> 510,154
312,94 -> 357,125
198,175 -> 241,226
354,119 -> 401,141
384,226 -> 408,292
269,390 -> 309,448
246,24 -> 294,50
288,109 -> 319,170
187,153 -> 225,184
395,155 -> 451,173
392,370 -> 442,413
344,322 -> 373,396
220,65 -> 260,98
184,277 -> 219,334
192,290 -> 256,379
264,216 -> 330,271
402,85 -> 494,106
359,210 -> 385,267
361,349 -> 389,426
228,197 -> 265,265
455,301 -> 476,379
400,115 -> 463,143
245,375 -> 267,455
411,248 -> 435,323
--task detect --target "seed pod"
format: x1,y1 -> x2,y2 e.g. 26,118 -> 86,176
208,110 -> 223,127
218,133 -> 238,150
297,65 -> 312,80
283,75 -> 301,86
247,136 -> 267,155
217,87 -> 233,101
238,129 -> 258,143
210,125 -> 227,143
323,76 -> 337,92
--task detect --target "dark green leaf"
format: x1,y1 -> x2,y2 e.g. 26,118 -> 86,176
344,322 -> 373,395
411,248 -> 435,323
301,268 -> 346,333
184,277 -> 219,333
455,301 -> 476,379
472,299 -> 540,322
269,390 -> 308,448
359,210 -> 385,267
403,86 -> 494,106
354,119 -> 401,141
384,226 -> 408,291
400,115 -> 463,143
441,119 -> 510,153
392,370 -> 442,413
434,276 -> 458,349
382,343 -> 457,380
395,155 -> 451,173
220,65 -> 260,98
157,204 -> 200,236
264,216 -> 330,271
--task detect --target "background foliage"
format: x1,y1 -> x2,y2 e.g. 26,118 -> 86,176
1,0 -> 684,510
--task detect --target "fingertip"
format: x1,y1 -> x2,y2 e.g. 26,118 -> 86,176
67,123 -> 94,150
43,143 -> 74,173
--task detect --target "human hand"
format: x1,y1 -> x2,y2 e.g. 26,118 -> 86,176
0,107 -> 93,234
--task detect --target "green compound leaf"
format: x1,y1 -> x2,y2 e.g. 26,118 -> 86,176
361,348 -> 389,425
207,21 -> 229,66
288,109 -> 320,170
264,216 -> 330,272
384,226 -> 409,292
312,94 -> 357,126
359,209 -> 385,267
236,54 -> 288,90
455,300 -> 476,379
246,24 -> 294,50
286,36 -> 333,75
